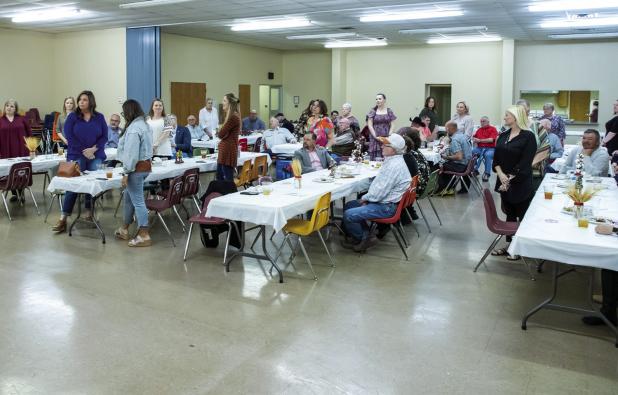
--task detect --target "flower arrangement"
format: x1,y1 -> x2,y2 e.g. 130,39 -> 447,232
574,153 -> 584,190
24,137 -> 40,158
291,159 -> 302,178
566,185 -> 597,205
351,137 -> 364,162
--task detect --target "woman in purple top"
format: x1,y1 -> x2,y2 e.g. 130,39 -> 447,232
367,93 -> 397,160
52,90 -> 108,233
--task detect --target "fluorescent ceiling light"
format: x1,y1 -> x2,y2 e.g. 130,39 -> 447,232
324,40 -> 387,48
231,18 -> 311,31
119,0 -> 193,8
549,32 -> 618,39
287,32 -> 356,40
12,7 -> 84,23
529,1 -> 618,12
427,35 -> 502,44
399,26 -> 487,34
541,16 -> 618,28
360,10 -> 463,23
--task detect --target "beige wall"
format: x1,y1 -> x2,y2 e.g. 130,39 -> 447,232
340,42 -> 504,130
281,51 -> 332,120
0,28 -> 55,114
52,28 -> 126,119
0,27 -> 125,119
161,33 -> 282,119
515,40 -> 618,126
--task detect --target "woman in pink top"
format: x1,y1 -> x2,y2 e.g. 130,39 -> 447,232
307,99 -> 334,147
410,116 -> 432,144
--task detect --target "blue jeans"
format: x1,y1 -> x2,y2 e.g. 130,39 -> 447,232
62,157 -> 103,216
472,147 -> 494,176
217,164 -> 234,181
123,172 -> 150,229
343,200 -> 397,241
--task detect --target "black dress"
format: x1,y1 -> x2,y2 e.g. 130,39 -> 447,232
604,115 -> 618,157
493,129 -> 537,222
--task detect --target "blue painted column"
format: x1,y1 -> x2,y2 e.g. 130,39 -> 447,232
126,27 -> 161,110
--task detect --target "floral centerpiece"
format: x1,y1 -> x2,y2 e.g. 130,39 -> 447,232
24,137 -> 40,159
291,159 -> 302,190
351,137 -> 364,163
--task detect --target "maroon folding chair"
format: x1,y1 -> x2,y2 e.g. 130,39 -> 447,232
369,185 -> 415,260
183,192 -> 241,263
252,137 -> 262,153
474,189 -> 535,279
0,162 -> 40,221
146,175 -> 184,246
181,167 -> 201,211
441,154 -> 482,195
238,138 -> 248,152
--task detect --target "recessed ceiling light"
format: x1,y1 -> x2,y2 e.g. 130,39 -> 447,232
12,7 -> 85,23
548,32 -> 618,39
360,9 -> 463,23
541,16 -> 618,28
287,32 -> 357,40
324,40 -> 388,48
529,1 -> 618,12
119,0 -> 194,8
231,18 -> 311,31
427,35 -> 502,44
399,26 -> 487,34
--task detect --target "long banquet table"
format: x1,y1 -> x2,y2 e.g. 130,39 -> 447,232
192,133 -> 262,150
206,164 -> 380,282
509,174 -> 618,345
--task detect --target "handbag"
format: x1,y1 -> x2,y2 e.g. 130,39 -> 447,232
57,161 -> 81,177
135,160 -> 152,173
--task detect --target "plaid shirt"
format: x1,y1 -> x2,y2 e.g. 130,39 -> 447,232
540,114 -> 566,141
364,155 -> 411,204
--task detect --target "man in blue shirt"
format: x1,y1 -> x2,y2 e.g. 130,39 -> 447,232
436,121 -> 472,195
105,113 -> 122,148
242,109 -> 266,132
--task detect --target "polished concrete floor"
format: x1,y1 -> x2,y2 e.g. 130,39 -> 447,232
0,177 -> 617,394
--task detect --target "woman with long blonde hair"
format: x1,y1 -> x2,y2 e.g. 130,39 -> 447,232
491,104 -> 536,260
216,92 -> 240,181
55,96 -> 75,145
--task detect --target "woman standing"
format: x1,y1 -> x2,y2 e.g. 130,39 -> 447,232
0,99 -> 32,159
115,99 -> 153,247
52,90 -> 108,233
451,101 -> 474,140
294,100 -> 314,138
54,96 -> 75,145
307,99 -> 334,148
367,93 -> 397,160
335,103 -> 360,133
216,93 -> 240,181
147,98 -> 172,159
491,105 -> 536,259
602,99 -> 618,158
419,96 -> 439,136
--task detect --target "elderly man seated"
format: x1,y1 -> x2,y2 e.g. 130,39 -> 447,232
331,117 -> 356,157
242,109 -> 266,133
341,134 -> 411,252
261,116 -> 296,153
560,129 -> 609,176
435,121 -> 473,195
294,132 -> 335,173
471,116 -> 498,182
186,114 -> 207,140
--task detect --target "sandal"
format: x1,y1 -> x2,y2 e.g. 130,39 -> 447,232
506,254 -> 521,261
114,227 -> 129,240
128,235 -> 152,247
491,248 -> 508,256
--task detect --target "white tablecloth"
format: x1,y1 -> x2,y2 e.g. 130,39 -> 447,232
418,148 -> 441,163
509,174 -> 618,271
550,144 -> 577,172
47,152 -> 271,196
0,154 -> 66,177
105,148 -> 117,161
192,133 -> 262,150
271,143 -> 302,155
206,165 -> 380,232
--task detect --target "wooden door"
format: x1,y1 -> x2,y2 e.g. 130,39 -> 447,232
239,84 -> 251,119
171,82 -> 206,126
569,91 -> 591,122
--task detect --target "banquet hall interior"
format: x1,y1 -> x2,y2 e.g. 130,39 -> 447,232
0,0 -> 617,393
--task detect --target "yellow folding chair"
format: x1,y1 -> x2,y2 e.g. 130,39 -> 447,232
234,159 -> 252,189
272,192 -> 334,280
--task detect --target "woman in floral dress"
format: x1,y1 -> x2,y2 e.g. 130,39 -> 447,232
367,93 -> 397,160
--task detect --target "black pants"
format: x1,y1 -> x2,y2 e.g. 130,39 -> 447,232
600,270 -> 618,320
502,195 -> 532,242
437,162 -> 469,192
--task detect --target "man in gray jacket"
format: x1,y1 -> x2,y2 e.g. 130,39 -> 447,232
294,132 -> 335,173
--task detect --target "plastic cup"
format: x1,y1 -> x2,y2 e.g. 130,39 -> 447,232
58,147 -> 64,156
543,184 -> 554,200
578,217 -> 589,228
106,168 -> 114,179
262,186 -> 272,195
201,150 -> 207,159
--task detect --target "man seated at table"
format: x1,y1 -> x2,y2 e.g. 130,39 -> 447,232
471,116 -> 497,182
242,109 -> 266,133
166,114 -> 192,157
341,134 -> 411,252
435,121 -> 473,195
331,117 -> 356,157
275,112 -> 295,134
560,129 -> 609,176
105,113 -> 122,149
186,115 -> 207,140
293,132 -> 335,174
261,117 -> 296,153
